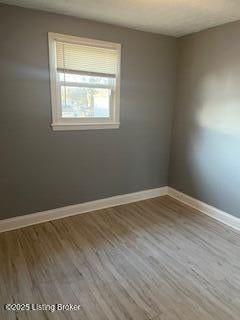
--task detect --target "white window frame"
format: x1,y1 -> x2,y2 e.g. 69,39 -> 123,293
48,32 -> 121,131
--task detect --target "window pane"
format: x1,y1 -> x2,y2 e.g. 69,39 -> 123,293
61,86 -> 111,118
59,72 -> 115,87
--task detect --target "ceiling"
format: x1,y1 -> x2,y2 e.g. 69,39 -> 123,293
2,0 -> 240,37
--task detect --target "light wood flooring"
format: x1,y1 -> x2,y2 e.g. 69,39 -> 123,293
1,195 -> 240,320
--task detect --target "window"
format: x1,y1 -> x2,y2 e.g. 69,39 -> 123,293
48,33 -> 121,130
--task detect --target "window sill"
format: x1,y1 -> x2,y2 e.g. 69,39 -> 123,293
51,122 -> 120,131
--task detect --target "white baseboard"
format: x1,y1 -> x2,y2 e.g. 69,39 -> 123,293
0,187 -> 168,233
168,187 -> 240,231
1,186 -> 239,234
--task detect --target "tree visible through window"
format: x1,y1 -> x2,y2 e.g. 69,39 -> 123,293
59,73 -> 113,118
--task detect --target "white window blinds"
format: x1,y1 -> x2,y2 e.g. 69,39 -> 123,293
56,41 -> 118,77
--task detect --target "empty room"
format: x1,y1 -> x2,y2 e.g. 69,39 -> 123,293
1,1 -> 240,319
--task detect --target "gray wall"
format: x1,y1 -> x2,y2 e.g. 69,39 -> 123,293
0,5 -> 177,219
169,21 -> 240,218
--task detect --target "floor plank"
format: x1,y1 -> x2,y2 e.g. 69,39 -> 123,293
1,195 -> 240,319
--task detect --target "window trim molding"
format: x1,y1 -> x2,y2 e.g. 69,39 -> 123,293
48,32 -> 121,131
52,123 -> 120,131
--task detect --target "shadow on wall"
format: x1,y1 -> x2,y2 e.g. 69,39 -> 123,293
172,55 -> 240,217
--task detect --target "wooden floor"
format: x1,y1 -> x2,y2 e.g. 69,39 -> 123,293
1,196 -> 240,320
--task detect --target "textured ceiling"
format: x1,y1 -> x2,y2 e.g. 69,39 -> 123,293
1,0 -> 240,37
